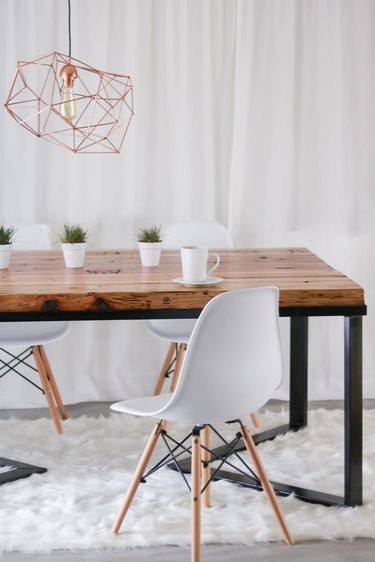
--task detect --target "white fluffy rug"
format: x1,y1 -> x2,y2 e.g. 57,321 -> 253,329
0,408 -> 375,553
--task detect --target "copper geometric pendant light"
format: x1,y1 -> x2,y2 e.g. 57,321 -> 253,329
4,1 -> 134,153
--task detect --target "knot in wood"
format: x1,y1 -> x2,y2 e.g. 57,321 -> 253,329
95,298 -> 111,312
42,300 -> 59,312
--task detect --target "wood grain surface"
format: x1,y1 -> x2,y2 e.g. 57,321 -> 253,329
0,248 -> 365,314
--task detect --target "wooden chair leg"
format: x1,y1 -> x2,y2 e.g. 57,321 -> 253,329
191,429 -> 202,562
39,345 -> 68,420
201,425 -> 211,508
32,346 -> 63,435
240,424 -> 293,545
112,421 -> 167,534
153,342 -> 176,396
250,412 -> 261,429
169,343 -> 186,393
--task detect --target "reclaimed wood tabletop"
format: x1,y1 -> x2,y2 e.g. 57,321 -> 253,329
0,248 -> 365,315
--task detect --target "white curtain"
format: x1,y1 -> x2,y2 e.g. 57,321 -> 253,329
228,0 -> 375,400
0,0 -> 374,408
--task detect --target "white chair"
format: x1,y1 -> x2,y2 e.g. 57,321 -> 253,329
148,221 -> 260,429
148,221 -> 231,391
0,224 -> 70,434
111,287 -> 293,559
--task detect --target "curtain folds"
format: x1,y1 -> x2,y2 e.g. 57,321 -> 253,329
0,0 -> 374,407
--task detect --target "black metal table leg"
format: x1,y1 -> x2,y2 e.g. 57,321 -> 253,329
289,317 -> 308,430
344,316 -> 363,506
0,457 -> 47,485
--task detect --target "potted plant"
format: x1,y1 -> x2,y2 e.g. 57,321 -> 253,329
0,223 -> 16,269
137,224 -> 162,266
59,223 -> 89,268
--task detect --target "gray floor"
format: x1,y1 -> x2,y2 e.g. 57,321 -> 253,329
1,400 -> 374,562
1,541 -> 375,562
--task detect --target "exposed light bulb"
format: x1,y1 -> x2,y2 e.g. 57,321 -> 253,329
59,62 -> 78,123
60,86 -> 77,122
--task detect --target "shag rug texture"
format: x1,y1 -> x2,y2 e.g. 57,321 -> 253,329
0,408 -> 374,553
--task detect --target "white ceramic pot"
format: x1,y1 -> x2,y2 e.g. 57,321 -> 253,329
62,242 -> 87,268
0,244 -> 12,269
138,242 -> 162,267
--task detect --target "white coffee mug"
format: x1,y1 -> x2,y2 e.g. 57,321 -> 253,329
180,246 -> 220,283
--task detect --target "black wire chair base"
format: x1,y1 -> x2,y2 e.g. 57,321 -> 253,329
141,421 -> 261,495
0,347 -> 44,393
163,343 -> 179,381
162,343 -> 188,382
0,348 -> 49,485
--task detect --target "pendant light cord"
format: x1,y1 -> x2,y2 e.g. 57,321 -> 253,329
68,0 -> 72,58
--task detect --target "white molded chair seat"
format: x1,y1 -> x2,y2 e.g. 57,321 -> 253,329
111,287 -> 293,558
112,392 -> 172,417
147,318 -> 196,344
0,322 -> 70,347
0,224 -> 70,434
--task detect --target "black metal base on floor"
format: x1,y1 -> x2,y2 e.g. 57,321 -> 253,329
169,314 -> 363,509
170,423 -> 348,508
0,457 -> 47,485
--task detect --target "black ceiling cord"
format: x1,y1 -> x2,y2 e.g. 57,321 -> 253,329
68,0 -> 72,58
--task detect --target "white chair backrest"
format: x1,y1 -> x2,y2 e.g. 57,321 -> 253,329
162,221 -> 233,249
12,224 -> 52,250
160,287 -> 284,424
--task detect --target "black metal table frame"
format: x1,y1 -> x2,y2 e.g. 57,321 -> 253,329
173,310 -> 364,507
0,303 -> 366,505
0,457 -> 47,485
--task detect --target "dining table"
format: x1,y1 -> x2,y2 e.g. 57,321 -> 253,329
0,247 -> 366,507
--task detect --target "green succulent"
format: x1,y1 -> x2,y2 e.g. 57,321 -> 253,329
137,224 -> 162,243
0,224 -> 16,245
60,223 -> 88,244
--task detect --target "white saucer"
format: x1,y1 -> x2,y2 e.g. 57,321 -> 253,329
172,276 -> 223,286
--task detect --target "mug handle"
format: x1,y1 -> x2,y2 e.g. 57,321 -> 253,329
207,253 -> 220,277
